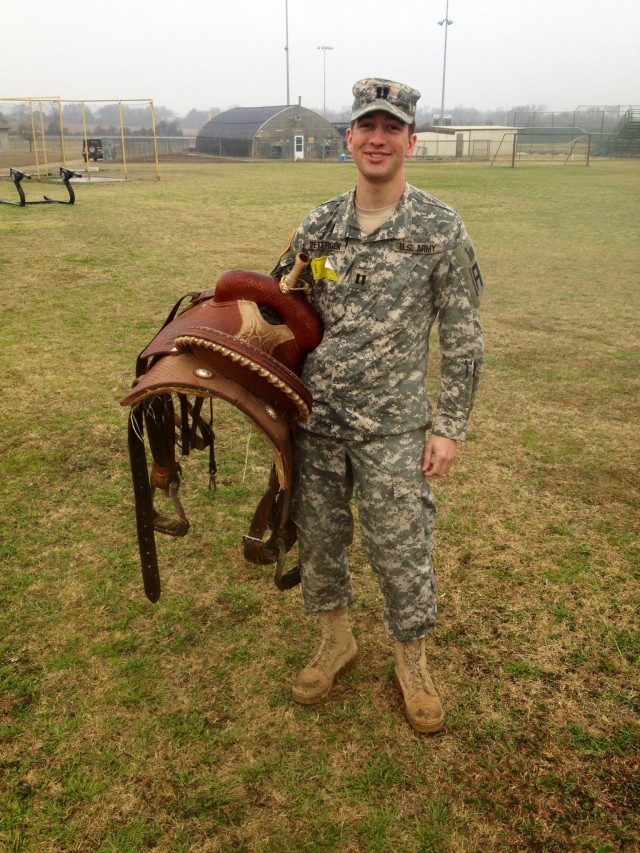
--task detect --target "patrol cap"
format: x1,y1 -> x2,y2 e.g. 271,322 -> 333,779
351,78 -> 421,125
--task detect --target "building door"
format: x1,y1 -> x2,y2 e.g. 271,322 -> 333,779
294,135 -> 304,160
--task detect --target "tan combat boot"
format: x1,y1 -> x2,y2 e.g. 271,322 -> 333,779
292,607 -> 359,704
394,638 -> 444,733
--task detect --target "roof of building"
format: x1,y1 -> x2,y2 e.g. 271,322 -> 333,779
416,125 -> 514,135
415,125 -> 587,141
197,105 -> 342,141
198,106 -> 294,140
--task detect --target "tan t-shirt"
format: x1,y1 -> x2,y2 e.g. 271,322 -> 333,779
354,200 -> 397,235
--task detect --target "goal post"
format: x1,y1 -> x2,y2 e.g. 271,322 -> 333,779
490,128 -> 592,167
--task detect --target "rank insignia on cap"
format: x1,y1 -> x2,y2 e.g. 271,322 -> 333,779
351,77 -> 421,125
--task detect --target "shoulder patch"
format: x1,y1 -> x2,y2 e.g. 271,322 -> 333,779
270,230 -> 299,278
279,229 -> 295,258
453,238 -> 484,307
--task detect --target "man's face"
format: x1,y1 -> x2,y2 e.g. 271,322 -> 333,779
346,111 -> 417,184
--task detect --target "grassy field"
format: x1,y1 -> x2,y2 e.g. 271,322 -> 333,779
1,159 -> 638,852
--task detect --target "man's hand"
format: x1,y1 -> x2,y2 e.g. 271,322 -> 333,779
423,434 -> 457,477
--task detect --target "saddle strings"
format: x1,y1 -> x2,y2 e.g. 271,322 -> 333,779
242,426 -> 253,483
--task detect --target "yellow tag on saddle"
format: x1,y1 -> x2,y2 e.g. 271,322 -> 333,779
311,256 -> 339,282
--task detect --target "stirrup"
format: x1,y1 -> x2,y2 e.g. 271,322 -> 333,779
151,481 -> 190,537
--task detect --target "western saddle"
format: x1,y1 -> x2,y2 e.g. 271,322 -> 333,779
120,254 -> 321,602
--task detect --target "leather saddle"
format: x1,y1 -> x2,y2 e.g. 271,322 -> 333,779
120,254 -> 321,602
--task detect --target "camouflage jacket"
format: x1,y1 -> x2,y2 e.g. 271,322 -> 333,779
274,183 -> 484,441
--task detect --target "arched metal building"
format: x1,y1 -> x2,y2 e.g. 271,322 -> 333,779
196,104 -> 343,160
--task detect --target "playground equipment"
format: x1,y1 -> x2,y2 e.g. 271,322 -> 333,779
0,166 -> 82,206
0,97 -> 160,181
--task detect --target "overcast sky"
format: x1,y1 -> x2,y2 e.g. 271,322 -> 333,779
3,0 -> 639,117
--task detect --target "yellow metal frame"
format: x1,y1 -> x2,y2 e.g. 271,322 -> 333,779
1,96 -> 160,180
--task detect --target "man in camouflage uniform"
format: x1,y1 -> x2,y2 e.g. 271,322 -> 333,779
272,78 -> 484,733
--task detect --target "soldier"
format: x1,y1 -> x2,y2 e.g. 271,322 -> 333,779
272,78 -> 484,733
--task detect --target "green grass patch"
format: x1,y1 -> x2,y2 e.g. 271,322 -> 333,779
1,160 -> 639,851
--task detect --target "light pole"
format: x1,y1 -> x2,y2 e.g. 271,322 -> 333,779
437,1 -> 453,126
284,0 -> 290,105
317,45 -> 333,115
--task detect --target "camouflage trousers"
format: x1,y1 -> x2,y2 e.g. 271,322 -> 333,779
291,428 -> 438,642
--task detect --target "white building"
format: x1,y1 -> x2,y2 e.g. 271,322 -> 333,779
414,126 -> 515,160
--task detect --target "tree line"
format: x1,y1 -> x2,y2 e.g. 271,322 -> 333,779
0,101 -> 627,135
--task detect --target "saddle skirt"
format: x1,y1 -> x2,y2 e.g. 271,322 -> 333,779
120,255 -> 321,602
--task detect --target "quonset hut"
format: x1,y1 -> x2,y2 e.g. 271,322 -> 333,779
196,104 -> 343,160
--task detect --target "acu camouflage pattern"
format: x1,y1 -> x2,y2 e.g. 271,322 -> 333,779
292,428 -> 437,641
274,182 -> 484,640
274,182 -> 484,442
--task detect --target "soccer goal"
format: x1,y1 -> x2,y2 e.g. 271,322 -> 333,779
490,128 -> 592,167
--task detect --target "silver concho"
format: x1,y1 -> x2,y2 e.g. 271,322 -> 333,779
194,368 -> 213,379
265,405 -> 279,420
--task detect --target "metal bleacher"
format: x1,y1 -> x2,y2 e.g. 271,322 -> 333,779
607,109 -> 640,157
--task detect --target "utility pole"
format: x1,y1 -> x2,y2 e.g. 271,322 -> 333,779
285,0 -> 290,105
317,45 -> 334,115
438,0 -> 453,125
